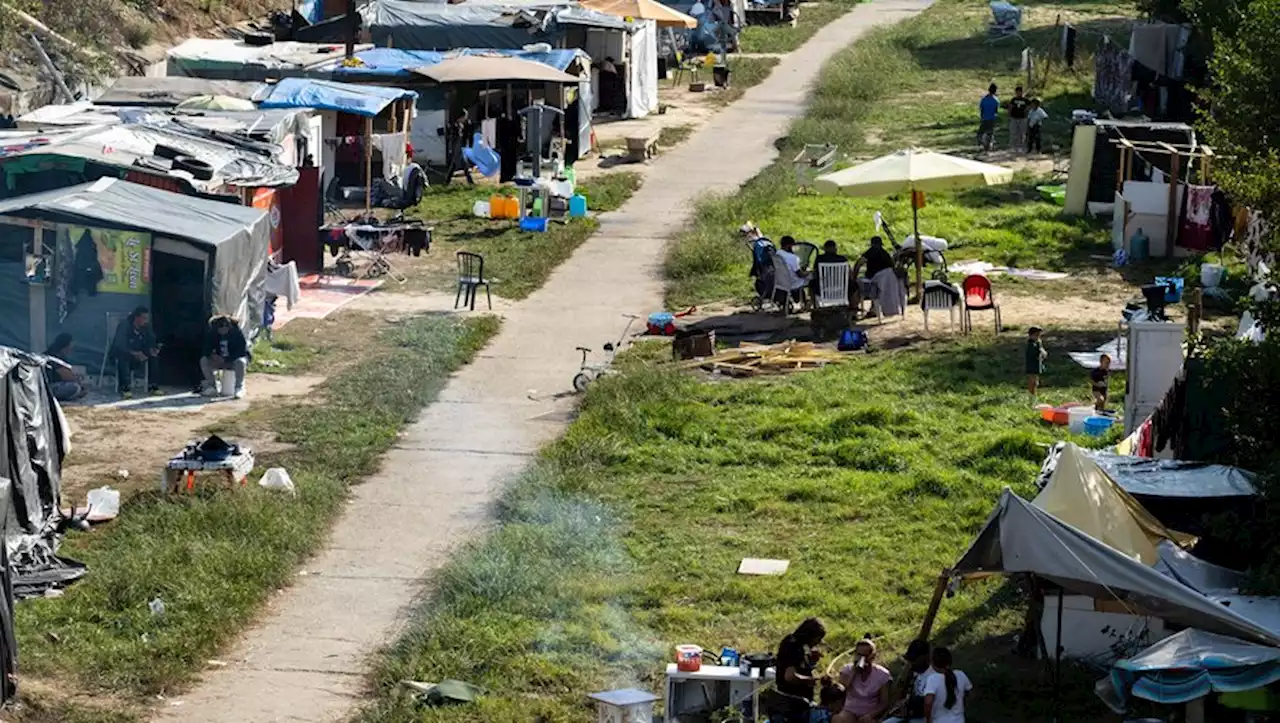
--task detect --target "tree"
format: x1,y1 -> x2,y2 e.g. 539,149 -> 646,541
1195,0 -> 1280,238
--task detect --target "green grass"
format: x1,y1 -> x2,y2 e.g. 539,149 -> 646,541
739,0 -> 861,54
409,172 -> 641,299
16,314 -> 499,701
666,0 -> 1140,308
357,334 -> 1126,723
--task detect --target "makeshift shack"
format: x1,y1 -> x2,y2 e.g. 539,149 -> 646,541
166,39 -> 373,80
0,179 -> 270,386
254,77 -> 424,207
321,47 -> 593,168
362,0 -> 659,118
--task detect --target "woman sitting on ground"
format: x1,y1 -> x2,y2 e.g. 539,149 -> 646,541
43,332 -> 88,401
835,637 -> 892,723
921,646 -> 972,723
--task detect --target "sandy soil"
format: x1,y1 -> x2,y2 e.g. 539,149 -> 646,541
576,81 -> 729,177
59,374 -> 324,506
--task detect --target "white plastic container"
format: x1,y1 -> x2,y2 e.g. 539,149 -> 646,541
1201,263 -> 1225,289
472,200 -> 491,218
1067,406 -> 1096,434
218,370 -> 237,397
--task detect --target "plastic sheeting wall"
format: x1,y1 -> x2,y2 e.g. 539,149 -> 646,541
627,20 -> 659,119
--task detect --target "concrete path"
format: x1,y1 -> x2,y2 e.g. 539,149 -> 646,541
153,2 -> 930,720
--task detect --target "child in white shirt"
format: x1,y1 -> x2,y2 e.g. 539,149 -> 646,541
922,647 -> 972,723
1027,98 -> 1049,153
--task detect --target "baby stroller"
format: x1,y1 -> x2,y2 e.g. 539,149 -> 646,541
748,236 -> 777,312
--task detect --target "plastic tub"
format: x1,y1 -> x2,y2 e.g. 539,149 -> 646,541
1084,416 -> 1114,436
1067,406 -> 1096,434
675,644 -> 702,672
520,216 -> 549,233
472,200 -> 490,218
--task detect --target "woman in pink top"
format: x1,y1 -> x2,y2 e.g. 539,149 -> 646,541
835,638 -> 892,723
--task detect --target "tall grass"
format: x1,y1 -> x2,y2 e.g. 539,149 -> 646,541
16,315 -> 499,698
358,333 -> 1124,722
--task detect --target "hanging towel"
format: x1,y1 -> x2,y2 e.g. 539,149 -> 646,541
1177,184 -> 1215,251
265,260 -> 301,310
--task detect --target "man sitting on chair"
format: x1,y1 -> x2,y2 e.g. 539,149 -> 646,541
199,315 -> 251,399
776,236 -> 810,306
111,306 -> 160,398
809,240 -> 849,297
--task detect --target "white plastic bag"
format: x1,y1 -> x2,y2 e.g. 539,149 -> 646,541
86,486 -> 121,520
259,467 -> 296,496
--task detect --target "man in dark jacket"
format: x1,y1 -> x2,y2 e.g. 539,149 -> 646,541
111,306 -> 160,398
199,315 -> 250,399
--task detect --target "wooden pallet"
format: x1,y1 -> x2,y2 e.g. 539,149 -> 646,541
677,340 -> 845,377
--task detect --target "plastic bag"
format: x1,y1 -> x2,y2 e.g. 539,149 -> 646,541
259,467 -> 296,496
86,486 -> 121,520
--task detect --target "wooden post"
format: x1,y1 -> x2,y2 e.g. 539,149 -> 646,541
916,570 -> 950,641
1115,140 -> 1133,194
1201,146 -> 1214,185
28,223 -> 46,353
1163,143 -> 1181,258
364,116 -> 373,213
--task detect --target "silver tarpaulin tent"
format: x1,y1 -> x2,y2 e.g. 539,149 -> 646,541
953,489 -> 1280,647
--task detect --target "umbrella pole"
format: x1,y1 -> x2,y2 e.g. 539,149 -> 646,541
912,191 -> 923,298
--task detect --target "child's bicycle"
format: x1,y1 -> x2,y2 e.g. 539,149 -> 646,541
572,314 -> 640,393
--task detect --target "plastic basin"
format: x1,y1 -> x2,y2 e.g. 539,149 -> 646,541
1083,416 -> 1114,436
519,216 -> 549,233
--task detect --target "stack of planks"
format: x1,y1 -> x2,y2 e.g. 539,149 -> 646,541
677,341 -> 846,377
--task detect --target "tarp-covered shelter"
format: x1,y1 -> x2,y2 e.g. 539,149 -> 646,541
1032,443 -> 1196,565
0,344 -> 76,702
362,0 -> 659,119
414,55 -> 581,83
1108,629 -> 1280,706
166,39 -> 374,80
0,179 -> 269,384
953,489 -> 1280,647
256,77 -> 418,117
95,77 -> 263,107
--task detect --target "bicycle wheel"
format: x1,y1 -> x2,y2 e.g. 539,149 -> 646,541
572,372 -> 592,392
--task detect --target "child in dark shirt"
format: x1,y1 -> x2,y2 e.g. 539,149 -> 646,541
1026,326 -> 1046,399
1091,353 -> 1112,411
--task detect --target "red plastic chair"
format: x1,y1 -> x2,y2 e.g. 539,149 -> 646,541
961,274 -> 1002,334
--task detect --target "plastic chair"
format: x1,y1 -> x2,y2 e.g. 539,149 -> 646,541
455,251 -> 493,311
962,274 -> 1002,334
793,241 -> 819,272
97,312 -> 148,391
921,280 -> 961,332
770,252 -> 804,315
815,263 -> 850,309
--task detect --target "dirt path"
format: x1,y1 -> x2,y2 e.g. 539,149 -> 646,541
150,3 -> 934,720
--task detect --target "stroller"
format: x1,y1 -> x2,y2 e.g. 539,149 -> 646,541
747,235 -> 777,312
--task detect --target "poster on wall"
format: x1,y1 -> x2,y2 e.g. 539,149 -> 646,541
252,188 -> 283,256
62,226 -> 152,297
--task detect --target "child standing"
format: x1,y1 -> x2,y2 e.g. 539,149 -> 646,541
1027,98 -> 1048,153
1026,326 -> 1046,399
977,84 -> 999,152
1091,353 -> 1112,412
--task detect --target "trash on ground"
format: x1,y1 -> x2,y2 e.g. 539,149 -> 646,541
259,467 -> 296,496
678,341 -> 846,376
85,486 -> 121,522
738,558 -> 790,575
149,597 -> 166,617
401,679 -> 485,707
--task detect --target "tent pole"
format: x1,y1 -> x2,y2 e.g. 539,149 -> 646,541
912,191 -> 923,299
364,116 -> 373,213
916,569 -> 950,641
1053,589 -> 1064,723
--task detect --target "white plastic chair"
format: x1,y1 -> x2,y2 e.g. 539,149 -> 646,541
815,263 -> 850,309
97,312 -> 148,391
770,252 -> 803,314
921,280 -> 961,332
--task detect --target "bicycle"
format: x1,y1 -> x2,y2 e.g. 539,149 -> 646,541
572,314 -> 640,393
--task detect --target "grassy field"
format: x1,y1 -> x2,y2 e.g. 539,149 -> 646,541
408,172 -> 641,299
14,314 -> 498,716
667,0 -> 1139,308
739,0 -> 862,54
357,335 -> 1126,723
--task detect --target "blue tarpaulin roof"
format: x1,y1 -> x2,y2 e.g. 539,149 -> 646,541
1109,629 -> 1280,706
256,78 -> 418,117
330,47 -> 581,79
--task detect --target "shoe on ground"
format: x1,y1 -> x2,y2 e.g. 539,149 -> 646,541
233,388 -> 246,400
120,390 -> 133,399
148,386 -> 163,397
198,385 -> 218,397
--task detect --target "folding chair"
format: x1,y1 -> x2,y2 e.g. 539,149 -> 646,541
97,312 -> 148,391
962,274 -> 1002,334
987,1 -> 1023,44
921,280 -> 961,332
455,251 -> 493,311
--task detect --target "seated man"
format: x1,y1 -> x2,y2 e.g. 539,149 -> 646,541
861,236 -> 895,279
111,306 -> 160,398
776,236 -> 810,307
43,332 -> 88,401
199,315 -> 251,399
809,239 -> 849,297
